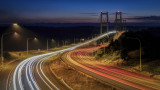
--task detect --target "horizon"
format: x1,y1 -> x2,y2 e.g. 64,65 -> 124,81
1,22 -> 160,27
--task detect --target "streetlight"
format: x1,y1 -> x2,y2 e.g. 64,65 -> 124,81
51,39 -> 56,48
27,37 -> 37,56
62,40 -> 65,46
46,39 -> 55,52
13,23 -> 18,26
1,32 -> 17,65
47,39 -> 48,52
57,41 -> 59,47
127,37 -> 142,71
74,37 -> 76,44
12,23 -> 21,30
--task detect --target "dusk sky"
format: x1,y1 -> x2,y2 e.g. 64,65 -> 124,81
1,0 -> 160,23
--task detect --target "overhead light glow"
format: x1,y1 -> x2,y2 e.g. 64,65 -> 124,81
13,23 -> 18,26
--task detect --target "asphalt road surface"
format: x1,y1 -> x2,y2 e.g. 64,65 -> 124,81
0,60 -> 20,90
0,31 -> 116,90
9,52 -> 70,90
62,46 -> 160,90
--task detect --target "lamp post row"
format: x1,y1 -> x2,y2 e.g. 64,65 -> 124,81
0,23 -> 57,65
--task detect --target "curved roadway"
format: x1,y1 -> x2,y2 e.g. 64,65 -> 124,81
2,31 -> 116,90
9,52 -> 69,90
62,46 -> 160,90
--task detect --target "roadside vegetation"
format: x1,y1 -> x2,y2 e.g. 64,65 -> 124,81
94,29 -> 160,78
50,57 -> 113,90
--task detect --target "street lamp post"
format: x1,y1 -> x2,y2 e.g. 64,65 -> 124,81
1,34 -> 4,65
47,39 -> 48,52
1,32 -> 16,65
74,37 -> 76,44
27,38 -> 37,56
127,37 -> 142,71
57,41 -> 59,47
46,39 -> 55,51
51,39 -> 55,48
0,23 -> 19,65
62,40 -> 65,46
27,38 -> 29,56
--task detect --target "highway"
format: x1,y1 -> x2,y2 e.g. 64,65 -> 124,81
0,60 -> 21,90
1,31 -> 116,90
62,46 -> 160,90
9,51 -> 70,90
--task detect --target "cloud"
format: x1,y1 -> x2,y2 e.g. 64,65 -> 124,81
80,13 -> 98,14
125,16 -> 160,23
126,16 -> 160,21
80,13 -> 99,16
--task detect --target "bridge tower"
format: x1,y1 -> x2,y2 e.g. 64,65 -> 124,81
100,12 -> 109,35
115,11 -> 122,31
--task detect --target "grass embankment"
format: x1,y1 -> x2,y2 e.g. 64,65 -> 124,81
94,31 -> 124,65
95,48 -> 160,79
94,31 -> 160,79
119,49 -> 160,79
50,58 -> 112,90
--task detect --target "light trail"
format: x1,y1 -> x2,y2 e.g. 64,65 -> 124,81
36,56 -> 56,90
11,31 -> 117,90
63,46 -> 160,90
26,56 -> 40,90
39,56 -> 59,89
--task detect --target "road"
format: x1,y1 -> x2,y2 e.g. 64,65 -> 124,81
0,60 -> 21,90
62,46 -> 160,90
0,53 -> 69,90
0,31 -> 116,90
9,51 -> 71,90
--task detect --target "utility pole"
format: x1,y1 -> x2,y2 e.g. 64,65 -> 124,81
100,12 -> 109,35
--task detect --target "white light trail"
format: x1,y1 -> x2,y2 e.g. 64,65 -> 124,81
12,31 -> 116,90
